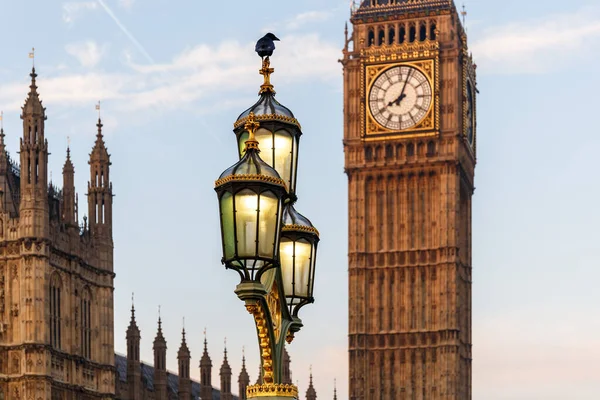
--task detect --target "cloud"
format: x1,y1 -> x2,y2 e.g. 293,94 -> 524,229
287,11 -> 332,30
0,33 -> 341,116
264,10 -> 333,33
471,8 -> 600,74
65,41 -> 108,68
62,1 -> 98,24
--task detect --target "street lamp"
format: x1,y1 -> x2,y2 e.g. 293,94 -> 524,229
234,56 -> 302,196
215,37 -> 319,400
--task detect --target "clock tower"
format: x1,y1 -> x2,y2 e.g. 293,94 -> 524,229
342,1 -> 477,399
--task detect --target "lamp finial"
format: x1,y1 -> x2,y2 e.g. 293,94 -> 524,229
243,112 -> 261,151
259,57 -> 276,95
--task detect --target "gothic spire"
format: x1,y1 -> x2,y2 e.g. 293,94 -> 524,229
238,348 -> 250,400
177,320 -> 191,399
62,141 -> 76,226
64,145 -> 74,171
306,366 -> 317,400
333,379 -> 337,400
21,67 -> 45,118
90,118 -> 109,161
220,338 -> 232,399
153,307 -> 168,400
178,326 -> 189,354
0,111 -> 7,174
200,329 -> 212,366
153,307 -> 166,345
127,293 -> 140,336
220,338 -> 231,374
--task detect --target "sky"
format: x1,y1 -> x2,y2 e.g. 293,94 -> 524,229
1,0 -> 600,399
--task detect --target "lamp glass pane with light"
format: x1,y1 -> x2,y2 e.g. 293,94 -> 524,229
279,203 -> 319,316
237,126 -> 299,194
215,114 -> 287,281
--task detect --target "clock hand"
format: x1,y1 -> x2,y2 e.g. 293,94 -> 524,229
386,70 -> 413,107
387,93 -> 407,107
396,69 -> 413,105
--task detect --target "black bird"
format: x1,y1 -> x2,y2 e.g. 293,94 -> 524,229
255,33 -> 280,59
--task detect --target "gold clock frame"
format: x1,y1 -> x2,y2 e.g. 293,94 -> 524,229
361,49 -> 440,141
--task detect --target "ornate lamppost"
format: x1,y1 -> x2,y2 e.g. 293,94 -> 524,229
215,35 -> 319,400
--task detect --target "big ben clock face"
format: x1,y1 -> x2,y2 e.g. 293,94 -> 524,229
466,79 -> 475,146
368,65 -> 433,131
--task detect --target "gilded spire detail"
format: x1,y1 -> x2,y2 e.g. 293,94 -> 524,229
259,57 -> 276,95
243,112 -> 260,151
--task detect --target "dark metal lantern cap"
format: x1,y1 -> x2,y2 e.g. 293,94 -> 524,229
282,203 -> 319,237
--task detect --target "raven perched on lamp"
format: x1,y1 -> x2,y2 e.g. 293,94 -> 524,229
255,33 -> 280,59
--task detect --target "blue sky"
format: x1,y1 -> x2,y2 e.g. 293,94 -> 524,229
1,1 -> 600,399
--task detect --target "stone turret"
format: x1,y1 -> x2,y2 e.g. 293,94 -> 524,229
126,303 -> 141,400
87,117 -> 113,260
220,341 -> 232,400
238,351 -> 250,400
178,327 -> 192,400
153,312 -> 168,400
200,333 -> 213,400
19,67 -> 49,237
62,146 -> 76,227
306,369 -> 317,400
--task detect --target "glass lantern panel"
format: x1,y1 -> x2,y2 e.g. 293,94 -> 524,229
220,192 -> 235,259
254,128 -> 273,164
254,128 -> 294,189
280,237 -> 294,298
257,191 -> 279,258
238,131 -> 249,157
273,130 -> 293,190
234,189 -> 259,258
290,130 -> 298,192
280,238 -> 312,300
293,238 -> 312,298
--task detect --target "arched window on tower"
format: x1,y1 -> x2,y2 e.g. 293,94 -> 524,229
430,21 -> 437,40
365,146 -> 373,162
427,141 -> 436,156
81,287 -> 92,359
27,156 -> 31,184
49,273 -> 62,349
419,22 -> 427,41
378,28 -> 385,46
399,26 -> 406,43
388,26 -> 395,45
385,144 -> 394,160
368,29 -> 375,46
409,25 -> 416,42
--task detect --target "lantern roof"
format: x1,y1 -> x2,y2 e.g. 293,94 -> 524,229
234,57 -> 301,131
282,203 -> 319,237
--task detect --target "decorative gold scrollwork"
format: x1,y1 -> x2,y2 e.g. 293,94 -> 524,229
245,303 -> 274,384
246,383 -> 299,398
